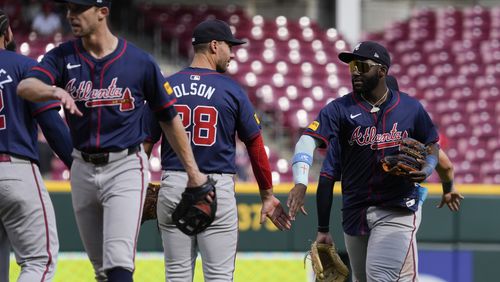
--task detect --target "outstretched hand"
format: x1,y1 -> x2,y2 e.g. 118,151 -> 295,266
286,184 -> 308,220
52,87 -> 82,116
437,191 -> 464,212
260,195 -> 291,230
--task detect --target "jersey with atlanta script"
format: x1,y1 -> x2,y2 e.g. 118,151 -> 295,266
26,38 -> 177,152
305,89 -> 438,235
145,67 -> 261,173
0,49 -> 61,161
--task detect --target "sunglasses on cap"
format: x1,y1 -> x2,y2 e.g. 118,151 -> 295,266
348,60 -> 383,74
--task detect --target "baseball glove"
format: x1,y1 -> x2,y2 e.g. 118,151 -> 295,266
141,183 -> 161,225
381,138 -> 428,176
172,177 -> 217,236
307,241 -> 349,282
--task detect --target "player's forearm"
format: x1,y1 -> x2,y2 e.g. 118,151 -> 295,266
159,116 -> 201,178
17,78 -> 58,102
292,135 -> 319,186
244,134 -> 273,190
143,141 -> 154,159
316,175 -> 334,232
436,149 -> 454,182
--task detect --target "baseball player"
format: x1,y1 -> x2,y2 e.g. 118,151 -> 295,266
17,1 -> 207,281
0,10 -> 73,281
143,19 -> 292,282
287,41 -> 440,281
315,75 -> 463,249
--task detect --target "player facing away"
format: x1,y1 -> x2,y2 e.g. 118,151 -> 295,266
143,19 -> 291,282
17,1 -> 208,281
0,9 -> 73,282
287,41 -> 441,282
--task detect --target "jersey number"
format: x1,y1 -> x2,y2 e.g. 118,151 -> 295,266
174,104 -> 218,146
0,69 -> 12,130
0,90 -> 5,130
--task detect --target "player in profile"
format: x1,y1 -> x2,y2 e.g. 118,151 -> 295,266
287,41 -> 440,281
0,9 -> 73,281
17,1 -> 208,281
143,19 -> 291,282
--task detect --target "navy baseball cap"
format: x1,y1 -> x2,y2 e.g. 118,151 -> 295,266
192,19 -> 246,46
54,0 -> 111,8
339,41 -> 391,68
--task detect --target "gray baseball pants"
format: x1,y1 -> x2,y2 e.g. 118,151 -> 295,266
344,206 -> 421,282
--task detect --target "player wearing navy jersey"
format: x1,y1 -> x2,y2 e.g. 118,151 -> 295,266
287,41 -> 440,281
0,10 -> 73,281
17,1 -> 207,282
315,76 -> 463,250
143,19 -> 291,282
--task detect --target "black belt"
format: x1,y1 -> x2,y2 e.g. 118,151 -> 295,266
81,146 -> 140,165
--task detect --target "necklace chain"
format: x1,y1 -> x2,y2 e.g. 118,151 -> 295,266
361,89 -> 388,113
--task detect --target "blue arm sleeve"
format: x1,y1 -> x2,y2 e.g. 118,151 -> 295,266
36,109 -> 73,168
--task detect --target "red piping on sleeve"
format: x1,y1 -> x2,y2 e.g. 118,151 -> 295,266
32,67 -> 55,85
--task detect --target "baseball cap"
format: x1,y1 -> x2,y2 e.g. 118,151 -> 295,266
54,0 -> 111,8
339,41 -> 391,68
192,19 -> 246,46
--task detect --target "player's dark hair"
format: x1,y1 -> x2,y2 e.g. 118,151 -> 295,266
0,9 -> 9,36
194,42 -> 210,53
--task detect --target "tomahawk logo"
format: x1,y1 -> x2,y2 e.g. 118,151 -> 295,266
65,78 -> 135,111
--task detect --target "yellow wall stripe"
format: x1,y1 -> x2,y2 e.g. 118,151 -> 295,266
46,181 -> 500,195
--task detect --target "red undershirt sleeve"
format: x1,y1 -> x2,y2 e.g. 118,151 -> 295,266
243,134 -> 273,190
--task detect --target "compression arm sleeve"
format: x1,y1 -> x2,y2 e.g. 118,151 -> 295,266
292,135 -> 320,185
244,134 -> 273,190
36,109 -> 73,168
316,175 -> 335,232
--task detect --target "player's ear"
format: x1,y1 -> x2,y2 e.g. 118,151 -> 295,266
97,6 -> 109,20
208,40 -> 218,54
378,66 -> 387,77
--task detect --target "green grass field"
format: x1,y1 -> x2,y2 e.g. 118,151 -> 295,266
8,253 -> 309,282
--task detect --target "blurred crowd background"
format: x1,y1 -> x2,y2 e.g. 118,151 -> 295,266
2,0 -> 498,185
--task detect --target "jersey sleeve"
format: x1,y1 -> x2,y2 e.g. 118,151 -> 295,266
20,56 -> 62,117
143,105 -> 162,143
320,140 -> 341,181
143,55 -> 177,121
413,102 -> 439,145
25,47 -> 64,86
303,102 -> 340,148
235,87 -> 261,142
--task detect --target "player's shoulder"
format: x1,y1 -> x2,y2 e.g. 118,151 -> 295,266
394,90 -> 425,108
123,40 -> 157,62
171,67 -> 244,92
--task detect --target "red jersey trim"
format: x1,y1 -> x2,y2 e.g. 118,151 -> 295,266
153,98 -> 177,112
32,102 -> 61,117
32,67 -> 55,85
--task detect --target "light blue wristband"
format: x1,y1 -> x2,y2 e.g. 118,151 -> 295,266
292,152 -> 313,166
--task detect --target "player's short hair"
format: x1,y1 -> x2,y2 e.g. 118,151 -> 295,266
193,42 -> 210,54
0,9 -> 9,36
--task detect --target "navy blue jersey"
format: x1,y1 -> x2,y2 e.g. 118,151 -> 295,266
146,67 -> 261,173
26,38 -> 177,152
0,49 -> 60,161
305,89 -> 438,235
320,139 -> 341,181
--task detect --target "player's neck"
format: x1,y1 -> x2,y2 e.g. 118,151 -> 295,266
190,54 -> 216,71
364,84 -> 388,104
81,27 -> 118,59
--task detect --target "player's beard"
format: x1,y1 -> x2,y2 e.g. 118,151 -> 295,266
352,74 -> 379,95
5,40 -> 16,52
215,60 -> 228,73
